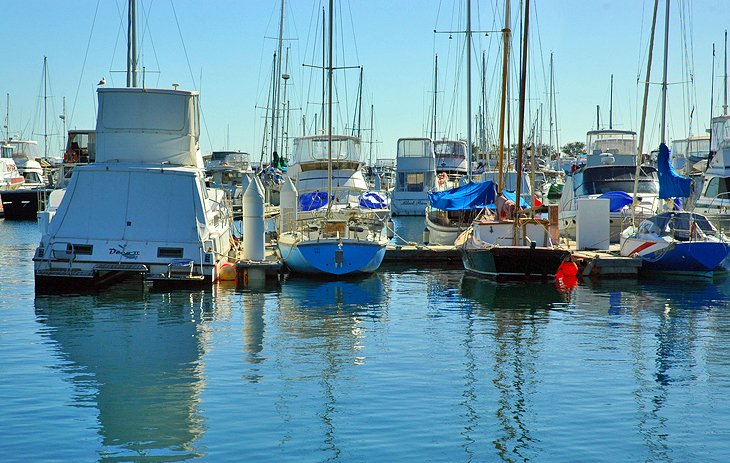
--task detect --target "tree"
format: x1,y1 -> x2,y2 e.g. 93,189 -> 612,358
561,141 -> 585,157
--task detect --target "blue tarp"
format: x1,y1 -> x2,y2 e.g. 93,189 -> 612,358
499,190 -> 530,208
597,191 -> 633,212
299,191 -> 328,211
359,191 -> 388,209
657,142 -> 692,199
428,180 -> 497,211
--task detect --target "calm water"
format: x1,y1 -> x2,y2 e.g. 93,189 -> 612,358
2,218 -> 730,462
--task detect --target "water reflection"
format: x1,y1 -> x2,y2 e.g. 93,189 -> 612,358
34,285 -> 211,462
459,277 -> 565,461
274,274 -> 387,460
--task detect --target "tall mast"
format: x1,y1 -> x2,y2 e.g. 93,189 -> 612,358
43,56 -> 48,159
466,0 -> 473,180
660,0 -> 670,144
60,96 -> 67,149
327,0 -> 333,208
127,0 -> 138,87
722,29 -> 727,116
352,66 -> 363,138
369,104 -> 374,166
269,51 -> 277,160
548,52 -> 555,157
321,7 -> 326,133
281,47 -> 291,161
432,54 -> 438,140
4,93 -> 8,141
496,0 -> 510,195
514,0 -> 529,235
272,0 -> 285,161
632,0 -> 659,225
609,74 -> 614,130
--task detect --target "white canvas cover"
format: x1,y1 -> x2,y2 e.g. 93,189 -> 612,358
48,165 -> 205,243
95,88 -> 202,168
290,135 -> 362,165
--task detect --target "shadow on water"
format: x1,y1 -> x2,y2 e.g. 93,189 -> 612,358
34,283 -> 213,462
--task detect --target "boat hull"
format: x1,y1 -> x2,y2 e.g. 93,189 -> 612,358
278,237 -> 386,276
623,237 -> 730,277
0,188 -> 51,220
460,245 -> 571,280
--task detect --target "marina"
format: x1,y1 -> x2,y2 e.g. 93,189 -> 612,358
4,0 -> 730,461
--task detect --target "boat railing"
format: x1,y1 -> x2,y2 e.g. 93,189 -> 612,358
702,191 -> 730,210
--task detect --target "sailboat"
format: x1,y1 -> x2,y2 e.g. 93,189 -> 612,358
276,0 -> 388,276
619,0 -> 730,278
33,0 -> 233,291
457,0 -> 571,279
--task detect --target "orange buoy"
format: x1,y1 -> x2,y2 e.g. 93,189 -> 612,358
218,262 -> 237,281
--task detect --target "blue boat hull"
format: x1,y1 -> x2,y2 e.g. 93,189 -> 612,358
641,241 -> 730,276
278,239 -> 386,276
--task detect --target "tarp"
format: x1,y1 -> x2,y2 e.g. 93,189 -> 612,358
298,191 -> 328,211
428,180 -> 496,211
500,190 -> 531,208
657,142 -> 693,199
359,191 -> 388,209
597,191 -> 633,212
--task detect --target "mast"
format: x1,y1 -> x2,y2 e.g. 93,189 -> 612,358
321,7 -> 326,133
269,51 -> 277,161
272,0 -> 285,161
548,52 -> 555,158
466,0 -> 473,180
632,0 -> 659,225
609,74 -> 614,130
60,96 -> 66,149
369,104 -> 374,166
432,54 -> 438,140
496,0 -> 511,195
514,0 -> 529,240
126,0 -> 138,87
660,0 -> 670,144
281,47 -> 291,161
43,56 -> 48,159
327,0 -> 333,210
352,66 -> 363,137
4,93 -> 8,141
720,29 -> 727,116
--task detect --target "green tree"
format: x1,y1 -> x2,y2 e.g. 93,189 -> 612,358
561,141 -> 585,157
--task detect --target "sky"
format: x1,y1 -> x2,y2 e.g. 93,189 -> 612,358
2,0 -> 729,163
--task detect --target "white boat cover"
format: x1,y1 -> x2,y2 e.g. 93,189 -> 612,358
95,88 -> 202,168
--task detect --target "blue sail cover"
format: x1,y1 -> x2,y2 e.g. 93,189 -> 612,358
359,191 -> 388,209
428,180 -> 497,211
299,191 -> 328,211
499,190 -> 530,208
657,142 -> 692,199
597,191 -> 633,212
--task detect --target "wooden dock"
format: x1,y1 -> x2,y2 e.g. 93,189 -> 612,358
232,241 -> 641,278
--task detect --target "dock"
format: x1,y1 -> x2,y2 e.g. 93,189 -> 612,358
232,241 -> 641,279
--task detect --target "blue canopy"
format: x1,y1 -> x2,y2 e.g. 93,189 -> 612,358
597,191 -> 633,212
657,142 -> 692,199
299,191 -> 328,211
428,180 -> 497,211
499,190 -> 530,209
359,191 -> 388,209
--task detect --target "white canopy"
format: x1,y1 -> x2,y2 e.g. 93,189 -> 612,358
95,88 -> 202,168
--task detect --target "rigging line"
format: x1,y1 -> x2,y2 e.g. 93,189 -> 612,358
140,0 -> 162,88
70,0 -> 101,128
169,0 -> 197,90
108,0 -> 125,87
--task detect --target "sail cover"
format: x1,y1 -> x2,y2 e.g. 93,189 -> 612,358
428,180 -> 496,211
299,191 -> 328,211
657,142 -> 692,199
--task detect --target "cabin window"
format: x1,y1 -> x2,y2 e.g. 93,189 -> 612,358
68,244 -> 93,255
158,247 -> 184,258
704,177 -> 730,199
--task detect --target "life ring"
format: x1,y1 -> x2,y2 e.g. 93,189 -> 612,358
437,173 -> 447,185
63,149 -> 79,164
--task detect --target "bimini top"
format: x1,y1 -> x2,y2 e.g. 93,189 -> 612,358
428,180 -> 496,211
95,87 -> 202,168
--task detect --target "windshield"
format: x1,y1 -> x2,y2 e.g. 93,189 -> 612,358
580,166 -> 658,195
